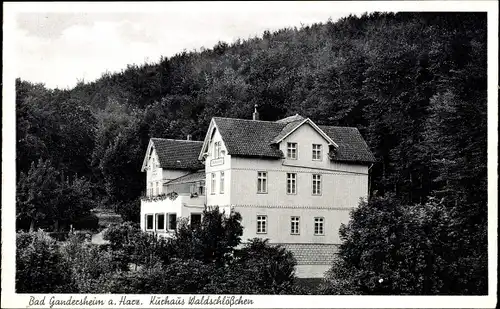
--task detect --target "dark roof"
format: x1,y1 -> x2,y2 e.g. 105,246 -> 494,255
319,126 -> 376,163
166,170 -> 205,185
213,117 -> 284,158
278,243 -> 339,265
213,116 -> 375,163
151,138 -> 204,170
275,114 -> 305,124
271,120 -> 303,143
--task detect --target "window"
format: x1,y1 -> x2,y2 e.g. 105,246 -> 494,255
312,144 -> 322,160
257,215 -> 267,234
199,180 -> 205,195
213,141 -> 222,159
287,173 -> 297,194
148,182 -> 153,197
211,173 -> 216,194
156,213 -> 165,230
291,216 -> 300,235
168,213 -> 177,230
155,182 -> 159,195
191,213 -> 202,229
257,171 -> 268,193
312,174 -> 322,195
145,214 -> 154,231
314,217 -> 324,235
287,142 -> 297,159
220,171 -> 225,194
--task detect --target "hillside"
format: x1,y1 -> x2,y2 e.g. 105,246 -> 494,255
15,12 -> 487,293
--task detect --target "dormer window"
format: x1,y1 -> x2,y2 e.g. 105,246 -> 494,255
287,142 -> 297,160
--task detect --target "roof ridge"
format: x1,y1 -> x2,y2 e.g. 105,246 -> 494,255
151,138 -> 203,143
213,116 -> 276,123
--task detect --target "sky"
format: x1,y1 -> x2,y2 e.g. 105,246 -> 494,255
13,2 -> 358,89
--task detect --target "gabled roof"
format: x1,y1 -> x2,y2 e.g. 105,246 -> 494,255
204,116 -> 375,164
319,126 -> 376,163
141,138 -> 204,171
166,170 -> 205,185
210,117 -> 284,158
275,114 -> 305,124
271,118 -> 338,147
270,120 -> 304,143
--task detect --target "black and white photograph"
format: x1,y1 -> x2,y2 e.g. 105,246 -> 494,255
2,1 -> 497,308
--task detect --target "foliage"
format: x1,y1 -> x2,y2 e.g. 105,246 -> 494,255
96,259 -> 216,294
229,238 -> 297,294
72,213 -> 100,231
170,207 -> 243,265
103,221 -> 173,269
114,199 -> 141,223
15,12 -> 487,294
321,195 -> 472,295
59,233 -> 118,293
16,159 -> 95,231
16,231 -> 75,293
16,159 -> 60,231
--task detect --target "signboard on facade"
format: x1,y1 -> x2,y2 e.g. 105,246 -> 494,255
210,158 -> 224,166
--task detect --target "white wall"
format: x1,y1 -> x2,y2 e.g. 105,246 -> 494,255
140,194 -> 206,233
204,128 -> 232,207
226,122 -> 369,245
230,157 -> 368,208
234,205 -> 353,244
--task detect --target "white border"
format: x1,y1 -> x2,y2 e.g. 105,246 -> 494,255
2,1 -> 498,308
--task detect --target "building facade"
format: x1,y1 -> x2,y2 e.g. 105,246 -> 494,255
140,111 -> 375,278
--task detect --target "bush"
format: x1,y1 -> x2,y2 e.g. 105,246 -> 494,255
97,259 -> 216,294
171,207 -> 243,265
230,238 -> 298,294
103,222 -> 173,269
59,233 -> 119,293
16,231 -> 75,293
115,200 -> 140,223
321,195 -> 462,295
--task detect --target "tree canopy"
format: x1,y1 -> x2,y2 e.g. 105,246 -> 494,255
15,12 -> 487,294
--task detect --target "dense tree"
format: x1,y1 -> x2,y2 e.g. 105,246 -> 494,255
16,12 -> 487,294
167,207 -> 243,265
321,196 -> 477,295
16,231 -> 74,293
16,159 -> 95,231
230,238 -> 297,294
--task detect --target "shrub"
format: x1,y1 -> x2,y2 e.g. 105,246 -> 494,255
170,207 -> 243,265
103,222 -> 173,269
16,231 -> 75,293
97,259 -> 216,294
321,195 -> 462,295
229,238 -> 298,294
59,233 -> 119,293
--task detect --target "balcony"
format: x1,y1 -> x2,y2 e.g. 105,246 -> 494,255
141,192 -> 205,205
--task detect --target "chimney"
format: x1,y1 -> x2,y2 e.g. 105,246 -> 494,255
186,134 -> 192,141
252,104 -> 260,120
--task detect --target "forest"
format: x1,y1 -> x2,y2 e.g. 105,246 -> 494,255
15,12 -> 487,294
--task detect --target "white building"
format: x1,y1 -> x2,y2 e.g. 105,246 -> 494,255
140,109 -> 375,278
